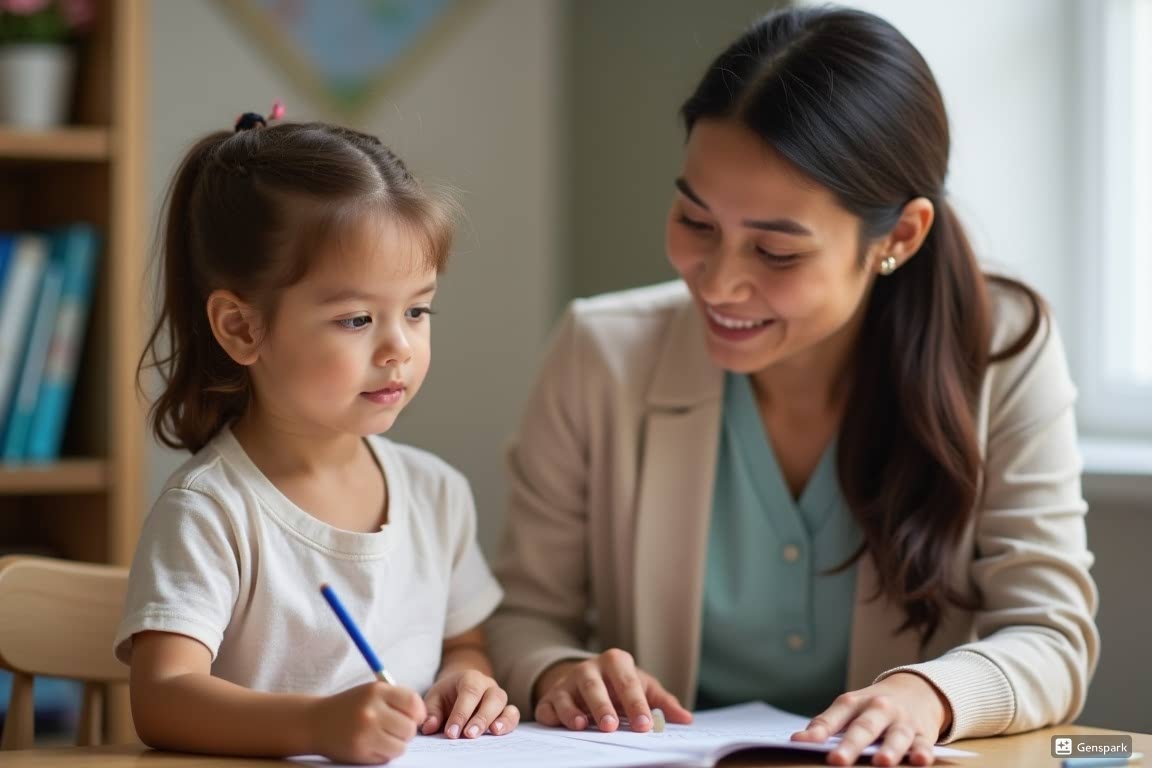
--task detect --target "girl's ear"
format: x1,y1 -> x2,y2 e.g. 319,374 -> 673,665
207,290 -> 263,366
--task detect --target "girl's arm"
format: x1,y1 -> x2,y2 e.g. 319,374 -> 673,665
131,631 -> 425,762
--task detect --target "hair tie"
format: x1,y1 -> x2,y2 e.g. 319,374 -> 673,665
234,99 -> 286,132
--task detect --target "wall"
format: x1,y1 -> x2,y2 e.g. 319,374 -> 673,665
565,0 -> 785,300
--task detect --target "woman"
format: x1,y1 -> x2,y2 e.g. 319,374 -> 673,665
487,6 -> 1097,767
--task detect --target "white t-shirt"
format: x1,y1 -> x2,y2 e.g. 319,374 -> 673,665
114,427 -> 503,696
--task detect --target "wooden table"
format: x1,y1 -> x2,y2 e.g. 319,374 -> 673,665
3,724 -> 1149,767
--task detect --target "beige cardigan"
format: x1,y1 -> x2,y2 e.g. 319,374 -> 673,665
487,280 -> 1098,743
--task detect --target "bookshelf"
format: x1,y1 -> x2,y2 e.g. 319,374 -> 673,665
0,0 -> 147,745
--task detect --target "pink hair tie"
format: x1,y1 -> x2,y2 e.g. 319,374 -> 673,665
269,99 -> 285,121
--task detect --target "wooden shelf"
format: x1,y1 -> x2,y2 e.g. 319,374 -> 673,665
0,127 -> 111,161
0,460 -> 109,495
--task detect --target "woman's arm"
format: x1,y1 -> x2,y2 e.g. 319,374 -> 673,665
487,306 -> 599,712
130,631 -> 425,762
874,312 -> 1099,742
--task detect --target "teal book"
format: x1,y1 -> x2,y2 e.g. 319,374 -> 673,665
0,235 -> 49,444
1,238 -> 65,461
25,225 -> 101,462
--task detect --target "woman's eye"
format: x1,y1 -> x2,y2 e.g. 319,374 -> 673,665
755,247 -> 800,267
677,214 -> 715,232
338,315 -> 372,329
406,307 -> 435,321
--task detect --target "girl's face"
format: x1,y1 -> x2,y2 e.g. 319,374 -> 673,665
247,216 -> 436,438
666,118 -> 882,377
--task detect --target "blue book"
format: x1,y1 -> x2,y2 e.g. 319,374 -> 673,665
0,235 -> 49,443
26,225 -> 101,462
1,240 -> 64,461
0,234 -> 13,299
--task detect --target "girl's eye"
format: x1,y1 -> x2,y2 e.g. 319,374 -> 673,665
406,306 -> 436,321
338,315 -> 372,329
677,214 -> 715,233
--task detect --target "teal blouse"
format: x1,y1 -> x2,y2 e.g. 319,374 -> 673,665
696,373 -> 862,716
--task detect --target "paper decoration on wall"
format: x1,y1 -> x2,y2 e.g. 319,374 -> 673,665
216,0 -> 481,117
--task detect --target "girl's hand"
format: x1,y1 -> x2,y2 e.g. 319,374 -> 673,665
533,648 -> 693,733
792,672 -> 952,766
422,669 -> 520,738
312,681 -> 426,764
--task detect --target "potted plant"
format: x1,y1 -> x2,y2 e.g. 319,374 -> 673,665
0,0 -> 93,128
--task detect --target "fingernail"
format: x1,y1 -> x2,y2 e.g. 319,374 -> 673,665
424,716 -> 435,727
573,715 -> 587,729
601,714 -> 617,729
635,714 -> 651,727
447,724 -> 460,739
493,722 -> 504,734
466,725 -> 480,738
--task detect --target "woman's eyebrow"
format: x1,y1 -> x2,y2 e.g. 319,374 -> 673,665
674,177 -> 813,236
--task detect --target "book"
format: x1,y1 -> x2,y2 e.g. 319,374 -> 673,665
0,234 -> 13,300
25,225 -> 101,462
0,235 -> 49,444
290,702 -> 978,768
1,239 -> 64,461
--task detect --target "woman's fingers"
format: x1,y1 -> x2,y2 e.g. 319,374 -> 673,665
575,661 -> 622,732
550,687 -> 590,730
828,701 -> 894,766
644,678 -> 693,724
872,722 -> 916,766
793,692 -> 861,742
598,649 -> 648,732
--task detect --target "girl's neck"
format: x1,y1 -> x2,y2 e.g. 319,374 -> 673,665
229,409 -> 364,479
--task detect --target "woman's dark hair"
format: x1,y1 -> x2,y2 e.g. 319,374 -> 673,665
681,6 -> 1042,645
139,122 -> 455,453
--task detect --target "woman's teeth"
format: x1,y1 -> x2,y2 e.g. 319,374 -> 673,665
706,306 -> 772,329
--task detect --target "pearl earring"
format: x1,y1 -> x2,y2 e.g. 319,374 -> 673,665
879,255 -> 897,275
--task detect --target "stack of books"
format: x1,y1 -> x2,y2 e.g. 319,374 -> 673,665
0,224 -> 100,464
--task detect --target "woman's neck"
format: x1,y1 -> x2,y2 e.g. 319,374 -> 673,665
750,308 -> 863,417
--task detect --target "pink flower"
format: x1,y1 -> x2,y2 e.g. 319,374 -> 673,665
60,0 -> 93,28
1,0 -> 52,15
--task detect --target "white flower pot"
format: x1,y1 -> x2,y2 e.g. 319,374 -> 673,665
0,44 -> 76,129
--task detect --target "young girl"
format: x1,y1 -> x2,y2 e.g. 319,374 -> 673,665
116,106 -> 518,764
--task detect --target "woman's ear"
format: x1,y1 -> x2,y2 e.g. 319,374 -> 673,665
871,196 -> 935,274
206,290 -> 263,366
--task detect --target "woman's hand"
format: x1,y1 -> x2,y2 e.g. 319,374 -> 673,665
421,669 -> 519,739
792,672 -> 952,766
533,649 -> 693,733
312,681 -> 426,764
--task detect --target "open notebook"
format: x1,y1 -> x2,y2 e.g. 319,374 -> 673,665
293,701 -> 978,767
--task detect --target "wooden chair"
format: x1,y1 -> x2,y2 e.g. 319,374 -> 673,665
0,555 -> 129,749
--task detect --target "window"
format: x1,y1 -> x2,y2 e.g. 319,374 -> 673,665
1077,0 -> 1152,436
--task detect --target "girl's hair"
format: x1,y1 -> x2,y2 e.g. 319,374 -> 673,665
681,7 -> 1043,645
139,122 -> 455,454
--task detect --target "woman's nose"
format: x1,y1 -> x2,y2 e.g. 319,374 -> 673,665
696,246 -> 754,305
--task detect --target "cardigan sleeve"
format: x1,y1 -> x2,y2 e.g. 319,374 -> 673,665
485,304 -> 597,713
875,308 -> 1099,743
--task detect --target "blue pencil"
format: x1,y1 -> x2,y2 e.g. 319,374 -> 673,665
320,583 -> 396,685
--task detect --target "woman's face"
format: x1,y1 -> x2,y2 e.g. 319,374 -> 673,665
666,118 -> 884,377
